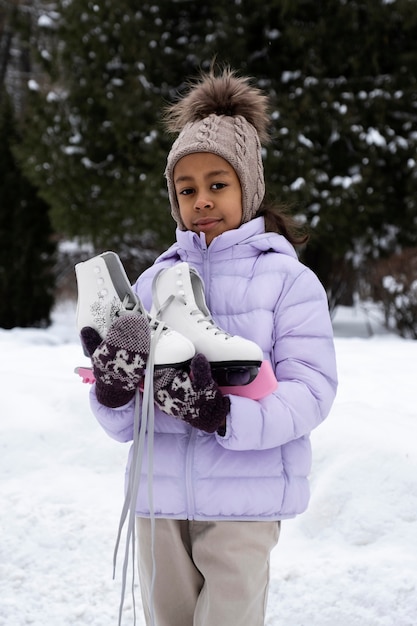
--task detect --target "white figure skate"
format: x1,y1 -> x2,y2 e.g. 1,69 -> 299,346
75,252 -> 195,368
150,262 -> 264,385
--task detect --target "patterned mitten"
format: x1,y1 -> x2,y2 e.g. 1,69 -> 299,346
153,353 -> 230,434
80,314 -> 151,408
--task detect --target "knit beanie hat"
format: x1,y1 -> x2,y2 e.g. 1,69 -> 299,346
164,68 -> 270,230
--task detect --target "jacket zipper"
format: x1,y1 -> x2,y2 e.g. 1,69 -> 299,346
201,247 -> 211,310
185,428 -> 197,518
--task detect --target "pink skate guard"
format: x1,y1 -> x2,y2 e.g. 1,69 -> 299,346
74,366 -> 96,384
219,360 -> 278,400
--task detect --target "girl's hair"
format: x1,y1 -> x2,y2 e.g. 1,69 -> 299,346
256,202 -> 309,247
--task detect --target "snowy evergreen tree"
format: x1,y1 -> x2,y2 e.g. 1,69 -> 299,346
15,0 -> 244,275
15,0 -> 417,306
0,95 -> 56,328
244,0 -> 417,306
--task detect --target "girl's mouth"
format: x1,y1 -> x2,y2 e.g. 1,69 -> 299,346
194,218 -> 221,232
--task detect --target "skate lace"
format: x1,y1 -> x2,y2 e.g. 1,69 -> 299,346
114,295 -> 143,318
148,314 -> 171,333
156,293 -> 231,339
117,295 -> 172,335
112,319 -> 164,626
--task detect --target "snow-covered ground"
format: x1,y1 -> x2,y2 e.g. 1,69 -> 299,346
1,301 -> 416,626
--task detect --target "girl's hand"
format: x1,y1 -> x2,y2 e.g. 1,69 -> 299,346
154,353 -> 230,434
80,314 -> 151,408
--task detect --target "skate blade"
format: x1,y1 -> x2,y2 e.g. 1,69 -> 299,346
210,362 -> 261,387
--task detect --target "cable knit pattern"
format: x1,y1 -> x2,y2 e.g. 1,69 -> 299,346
163,68 -> 270,228
165,112 -> 265,227
195,115 -> 219,146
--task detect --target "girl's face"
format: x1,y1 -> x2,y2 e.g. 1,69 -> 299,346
173,152 -> 243,246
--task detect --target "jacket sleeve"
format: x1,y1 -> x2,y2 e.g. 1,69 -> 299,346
216,267 -> 338,451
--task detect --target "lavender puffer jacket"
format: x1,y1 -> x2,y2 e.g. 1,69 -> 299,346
90,218 -> 338,521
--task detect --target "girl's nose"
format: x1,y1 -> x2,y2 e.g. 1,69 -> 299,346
194,195 -> 214,210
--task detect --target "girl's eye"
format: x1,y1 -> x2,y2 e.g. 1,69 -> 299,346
177,183 -> 226,195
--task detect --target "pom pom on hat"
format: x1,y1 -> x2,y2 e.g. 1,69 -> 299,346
164,67 -> 270,229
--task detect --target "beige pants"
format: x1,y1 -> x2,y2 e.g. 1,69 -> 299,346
136,518 -> 280,626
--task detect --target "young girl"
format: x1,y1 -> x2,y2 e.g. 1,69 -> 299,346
82,67 -> 338,626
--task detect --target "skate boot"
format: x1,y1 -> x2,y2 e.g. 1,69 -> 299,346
150,262 -> 264,385
75,252 -> 195,368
